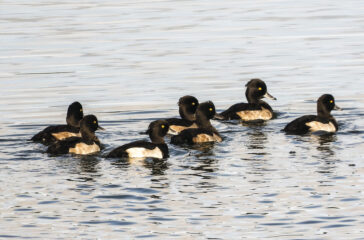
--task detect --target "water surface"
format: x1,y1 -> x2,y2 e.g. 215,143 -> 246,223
1,0 -> 364,239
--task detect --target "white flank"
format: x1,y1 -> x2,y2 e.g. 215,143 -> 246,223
236,107 -> 273,121
193,133 -> 222,143
306,121 -> 336,133
52,131 -> 80,140
213,133 -> 223,142
168,123 -> 198,135
126,147 -> 163,159
69,143 -> 100,155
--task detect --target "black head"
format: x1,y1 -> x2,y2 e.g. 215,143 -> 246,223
178,95 -> 199,121
80,115 -> 104,133
245,79 -> 276,103
66,101 -> 84,127
148,120 -> 169,143
317,94 -> 341,116
196,101 -> 216,120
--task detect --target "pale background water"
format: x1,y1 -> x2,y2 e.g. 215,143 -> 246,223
1,0 -> 364,239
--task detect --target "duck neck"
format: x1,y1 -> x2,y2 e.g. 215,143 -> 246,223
179,107 -> 195,122
149,133 -> 165,144
80,128 -> 97,144
196,113 -> 212,129
317,104 -> 331,119
245,89 -> 259,104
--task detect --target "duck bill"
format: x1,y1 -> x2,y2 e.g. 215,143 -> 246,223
263,92 -> 276,100
334,104 -> 342,111
98,126 -> 105,130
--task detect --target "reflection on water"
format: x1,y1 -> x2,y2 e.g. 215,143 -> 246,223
313,134 -> 337,157
181,142 -> 217,154
311,134 -> 339,175
1,0 -> 364,239
77,156 -> 102,173
139,158 -> 169,176
246,129 -> 268,151
110,157 -> 169,177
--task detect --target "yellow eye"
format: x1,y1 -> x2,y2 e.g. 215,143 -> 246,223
330,100 -> 333,103
80,109 -> 83,112
258,87 -> 262,91
209,108 -> 213,111
161,125 -> 165,128
192,102 -> 195,106
93,120 -> 97,124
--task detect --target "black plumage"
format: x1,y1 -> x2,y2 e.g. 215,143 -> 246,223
46,137 -> 84,154
219,79 -> 276,121
171,101 -> 222,144
163,95 -> 199,134
284,94 -> 340,134
47,115 -> 103,155
31,101 -> 83,145
107,120 -> 169,159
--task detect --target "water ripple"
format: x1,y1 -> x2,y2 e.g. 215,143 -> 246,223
79,220 -> 136,226
1,0 -> 364,239
95,195 -> 148,201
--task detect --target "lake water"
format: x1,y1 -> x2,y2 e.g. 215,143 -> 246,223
1,0 -> 364,239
